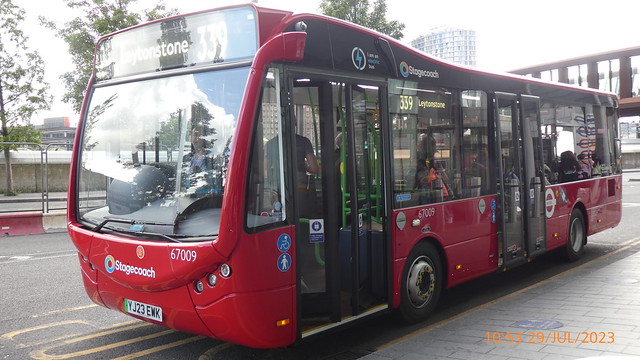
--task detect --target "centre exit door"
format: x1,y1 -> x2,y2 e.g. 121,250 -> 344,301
494,92 -> 546,269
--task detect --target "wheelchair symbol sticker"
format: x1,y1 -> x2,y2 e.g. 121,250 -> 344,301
277,234 -> 291,252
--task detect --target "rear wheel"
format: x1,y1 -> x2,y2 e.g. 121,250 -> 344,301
399,242 -> 442,323
566,209 -> 586,261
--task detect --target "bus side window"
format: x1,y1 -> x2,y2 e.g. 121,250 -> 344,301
389,81 -> 456,207
461,90 -> 490,198
542,103 -> 594,183
246,68 -> 286,229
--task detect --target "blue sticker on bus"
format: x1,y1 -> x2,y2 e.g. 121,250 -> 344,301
396,193 -> 411,202
277,234 -> 291,252
277,253 -> 291,272
309,220 -> 325,243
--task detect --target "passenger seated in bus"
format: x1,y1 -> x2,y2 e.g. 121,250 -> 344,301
558,150 -> 585,182
578,153 -> 594,178
591,153 -> 602,176
465,146 -> 488,177
417,133 -> 437,162
294,133 -> 319,217
542,164 -> 552,185
415,157 -> 449,203
266,132 -> 319,217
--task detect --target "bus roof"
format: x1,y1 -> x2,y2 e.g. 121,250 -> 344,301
92,3 -> 618,106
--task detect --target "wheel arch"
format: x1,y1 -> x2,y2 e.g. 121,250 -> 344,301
412,235 -> 448,289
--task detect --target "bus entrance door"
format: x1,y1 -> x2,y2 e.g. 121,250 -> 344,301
495,93 -> 546,269
292,78 -> 386,330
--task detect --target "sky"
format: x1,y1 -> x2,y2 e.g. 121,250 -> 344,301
20,0 -> 640,122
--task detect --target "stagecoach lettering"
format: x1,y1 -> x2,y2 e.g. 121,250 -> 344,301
418,208 -> 436,219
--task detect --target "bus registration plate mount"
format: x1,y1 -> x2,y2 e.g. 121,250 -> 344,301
125,298 -> 162,322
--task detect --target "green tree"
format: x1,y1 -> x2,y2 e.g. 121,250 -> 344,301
319,0 -> 405,40
40,0 -> 176,113
0,0 -> 50,195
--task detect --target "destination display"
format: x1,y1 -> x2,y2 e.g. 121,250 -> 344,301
95,6 -> 258,80
389,80 -> 451,120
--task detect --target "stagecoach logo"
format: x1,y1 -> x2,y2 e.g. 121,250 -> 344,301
399,61 -> 410,77
104,254 -> 156,278
105,255 -> 116,273
352,47 -> 367,70
136,245 -> 145,259
399,61 -> 440,79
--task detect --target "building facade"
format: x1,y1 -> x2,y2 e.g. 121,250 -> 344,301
36,117 -> 76,148
410,27 -> 477,67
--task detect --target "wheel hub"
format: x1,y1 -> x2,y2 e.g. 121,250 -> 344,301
407,258 -> 435,307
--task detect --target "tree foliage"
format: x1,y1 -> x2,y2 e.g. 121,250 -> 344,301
0,0 -> 50,194
319,0 -> 405,40
40,0 -> 176,113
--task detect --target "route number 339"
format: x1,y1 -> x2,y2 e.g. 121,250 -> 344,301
399,95 -> 414,111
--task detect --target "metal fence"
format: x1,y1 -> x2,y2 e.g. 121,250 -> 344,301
0,142 -> 71,213
620,122 -> 640,139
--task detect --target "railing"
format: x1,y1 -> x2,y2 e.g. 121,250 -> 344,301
0,142 -> 72,213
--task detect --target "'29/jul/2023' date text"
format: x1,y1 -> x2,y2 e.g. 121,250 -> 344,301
486,331 -> 615,344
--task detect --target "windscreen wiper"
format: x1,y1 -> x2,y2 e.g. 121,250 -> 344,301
93,217 -> 173,231
92,217 -> 182,242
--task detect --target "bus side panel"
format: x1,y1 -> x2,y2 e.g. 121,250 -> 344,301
443,234 -> 499,288
587,176 -> 622,234
545,214 -> 569,251
545,175 -> 622,250
391,196 -> 499,307
196,286 -> 296,348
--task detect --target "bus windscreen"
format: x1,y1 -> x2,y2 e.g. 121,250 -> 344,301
77,66 -> 250,238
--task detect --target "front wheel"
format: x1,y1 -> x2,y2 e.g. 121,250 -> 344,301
399,242 -> 442,323
566,209 -> 586,261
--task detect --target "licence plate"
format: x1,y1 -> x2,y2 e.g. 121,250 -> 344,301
124,299 -> 162,322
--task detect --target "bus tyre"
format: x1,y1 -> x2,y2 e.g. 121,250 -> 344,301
399,242 -> 442,323
566,209 -> 586,262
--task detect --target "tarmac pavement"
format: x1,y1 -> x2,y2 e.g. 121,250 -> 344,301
3,173 -> 640,359
363,240 -> 640,360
